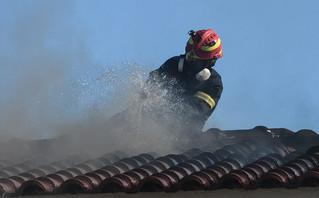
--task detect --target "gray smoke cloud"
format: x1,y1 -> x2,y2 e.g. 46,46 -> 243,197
0,1 -> 77,140
0,1 -> 184,163
0,1 -> 110,162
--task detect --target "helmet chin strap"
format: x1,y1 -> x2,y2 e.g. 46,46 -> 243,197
185,53 -> 195,63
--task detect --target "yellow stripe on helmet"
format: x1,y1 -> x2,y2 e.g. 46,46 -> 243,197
194,91 -> 216,109
200,38 -> 221,51
188,37 -> 194,45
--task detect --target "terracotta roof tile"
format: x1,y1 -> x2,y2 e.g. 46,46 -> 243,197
0,126 -> 318,197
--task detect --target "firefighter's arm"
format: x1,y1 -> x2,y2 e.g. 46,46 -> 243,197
146,57 -> 176,86
145,66 -> 167,97
190,75 -> 223,115
139,69 -> 163,99
146,69 -> 163,85
145,57 -> 178,94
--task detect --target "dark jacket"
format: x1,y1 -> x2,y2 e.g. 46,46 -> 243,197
146,55 -> 223,131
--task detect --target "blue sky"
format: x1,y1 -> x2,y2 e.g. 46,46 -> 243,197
1,0 -> 319,139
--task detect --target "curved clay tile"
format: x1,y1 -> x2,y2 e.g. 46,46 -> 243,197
306,145 -> 319,156
16,151 -> 128,196
147,160 -> 169,171
248,142 -> 290,162
0,152 -> 95,196
219,151 -> 287,190
220,169 -> 255,189
0,163 -> 33,178
156,156 -> 178,167
259,151 -> 319,189
18,179 -> 53,196
180,141 -> 292,191
143,143 -> 253,192
1,128 -> 318,196
0,167 -> 20,178
295,146 -> 319,187
181,148 -> 203,159
98,154 -> 186,193
0,179 -> 16,196
181,170 -> 218,190
299,167 -> 319,187
193,152 -> 220,166
180,154 -> 248,191
59,153 -> 155,194
259,168 -> 291,188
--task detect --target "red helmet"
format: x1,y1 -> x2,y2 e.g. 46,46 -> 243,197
185,29 -> 223,59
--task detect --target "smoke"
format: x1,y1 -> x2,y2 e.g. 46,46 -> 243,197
0,1 -> 201,165
0,1 -> 76,140
0,1 -> 118,161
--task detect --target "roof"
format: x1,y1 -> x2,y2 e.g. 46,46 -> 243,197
0,126 -> 318,197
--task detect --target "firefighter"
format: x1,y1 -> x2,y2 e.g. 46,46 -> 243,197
145,29 -> 223,136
